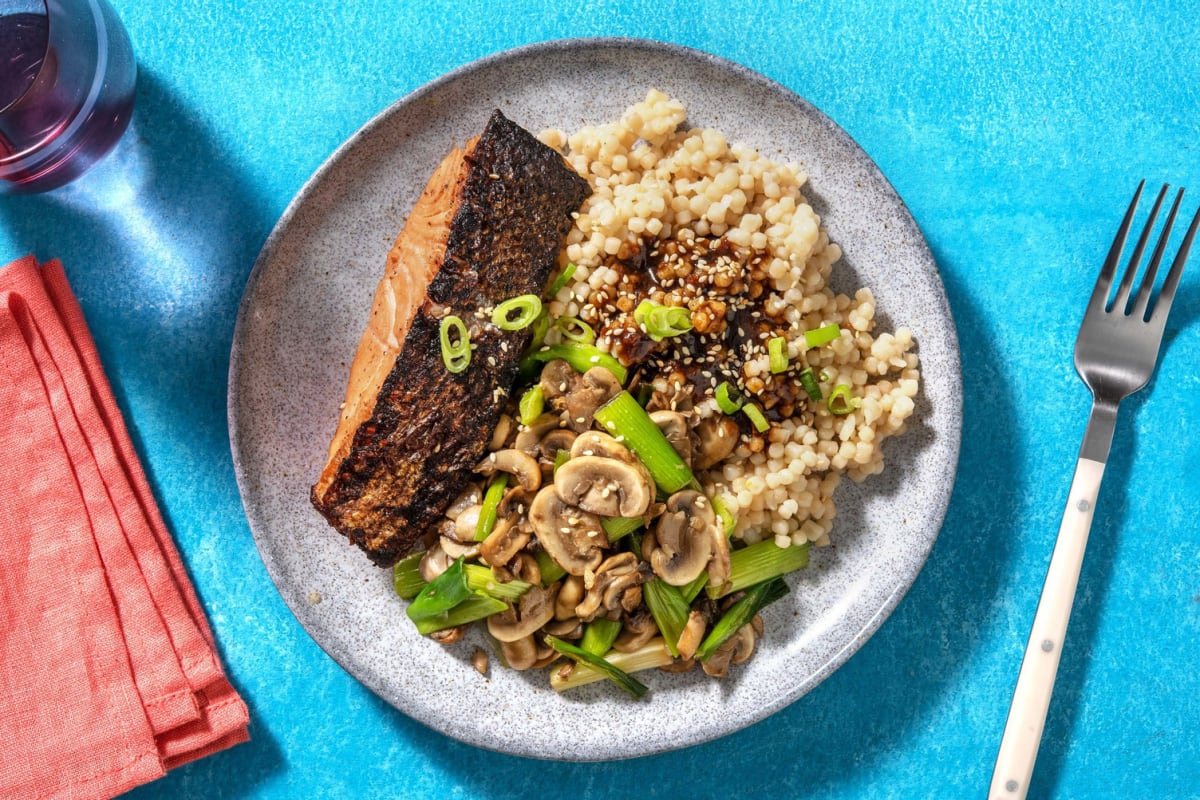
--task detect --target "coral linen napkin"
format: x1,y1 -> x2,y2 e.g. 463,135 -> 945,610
0,256 -> 249,799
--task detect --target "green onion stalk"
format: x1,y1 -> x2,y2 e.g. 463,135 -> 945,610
545,635 -> 649,699
707,538 -> 809,599
695,578 -> 789,662
593,391 -> 693,493
579,618 -> 623,657
643,579 -> 691,657
473,473 -> 508,541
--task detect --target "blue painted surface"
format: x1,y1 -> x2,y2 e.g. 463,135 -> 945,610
2,2 -> 1198,798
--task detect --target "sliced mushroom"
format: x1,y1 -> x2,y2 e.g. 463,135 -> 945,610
508,552 -> 541,585
418,540 -> 452,582
675,609 -> 708,660
539,429 -> 578,462
499,634 -> 539,671
452,504 -> 483,542
649,409 -> 692,467
543,618 -> 584,638
528,486 -> 606,576
658,658 -> 696,673
693,416 -> 739,469
701,622 -> 757,677
445,484 -> 482,520
555,575 -> 585,620
539,359 -> 578,402
554,455 -> 654,518
514,412 -> 561,454
490,413 -> 516,451
575,553 -> 647,622
475,448 -> 542,493
471,647 -> 489,675
486,583 -> 559,643
612,607 -> 657,653
561,367 -> 623,431
643,490 -> 719,586
569,430 -> 636,462
439,535 -> 480,561
479,517 -> 531,567
429,625 -> 468,645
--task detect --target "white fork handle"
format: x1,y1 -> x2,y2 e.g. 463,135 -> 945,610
989,457 -> 1105,800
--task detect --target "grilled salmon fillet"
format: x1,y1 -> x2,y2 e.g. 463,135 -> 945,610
311,110 -> 591,567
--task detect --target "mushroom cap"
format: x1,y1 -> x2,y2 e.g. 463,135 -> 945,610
649,409 -> 692,466
554,456 -> 654,518
569,430 -> 636,462
574,552 -> 645,622
645,489 -> 719,586
486,583 -> 559,643
693,416 -> 739,470
527,486 -> 606,576
479,517 -> 532,567
475,448 -> 542,492
514,412 -> 562,453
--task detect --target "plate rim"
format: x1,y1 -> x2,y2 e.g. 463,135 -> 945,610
228,35 -> 962,761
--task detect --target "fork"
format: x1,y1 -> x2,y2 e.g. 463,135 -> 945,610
989,181 -> 1200,800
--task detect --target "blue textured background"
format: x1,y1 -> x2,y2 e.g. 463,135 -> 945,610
3,2 -> 1198,798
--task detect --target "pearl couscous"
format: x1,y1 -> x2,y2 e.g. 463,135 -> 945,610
539,90 -> 920,551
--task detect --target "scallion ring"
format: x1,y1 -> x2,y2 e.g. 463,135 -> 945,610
519,385 -> 544,426
827,384 -> 861,415
804,323 -> 841,349
546,262 -> 578,298
715,381 -> 744,414
492,294 -> 542,331
798,367 -> 823,401
741,402 -> 770,432
439,315 -> 471,373
768,336 -> 789,374
635,300 -> 693,341
554,315 -> 595,343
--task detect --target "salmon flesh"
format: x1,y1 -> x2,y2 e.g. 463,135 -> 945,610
311,110 -> 591,567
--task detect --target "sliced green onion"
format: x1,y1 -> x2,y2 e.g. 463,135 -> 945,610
643,579 -> 690,657
768,336 -> 789,373
708,539 -> 810,599
580,618 -> 623,657
798,367 -> 823,401
710,494 -> 737,538
392,552 -> 426,600
534,549 -> 567,586
696,578 -> 790,662
492,294 -> 542,330
439,315 -> 471,373
553,448 -> 570,474
547,262 -> 578,297
741,402 -> 769,433
545,635 -> 649,699
681,571 -> 710,603
529,343 -> 627,384
602,515 -> 643,542
519,385 -> 544,426
635,300 -> 692,341
474,473 -> 509,542
407,558 -> 472,624
594,391 -> 694,493
715,381 -> 744,414
555,316 -> 595,344
413,594 -> 508,636
463,564 -> 531,601
550,638 -> 673,692
804,324 -> 841,349
827,384 -> 861,416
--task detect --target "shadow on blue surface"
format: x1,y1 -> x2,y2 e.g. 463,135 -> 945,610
0,70 -> 283,799
330,252 -> 1023,798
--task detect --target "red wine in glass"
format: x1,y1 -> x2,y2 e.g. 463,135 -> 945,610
0,0 -> 136,194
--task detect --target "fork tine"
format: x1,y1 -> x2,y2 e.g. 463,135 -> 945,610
1148,196 -> 1200,323
1088,180 -> 1145,313
1110,183 -> 1168,314
1130,188 -> 1184,319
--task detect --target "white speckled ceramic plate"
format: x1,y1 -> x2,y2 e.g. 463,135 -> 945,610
229,38 -> 961,761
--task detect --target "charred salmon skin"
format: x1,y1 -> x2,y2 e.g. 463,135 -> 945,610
311,110 -> 591,567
